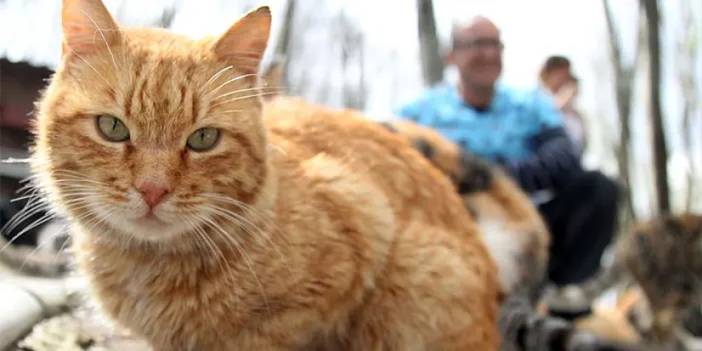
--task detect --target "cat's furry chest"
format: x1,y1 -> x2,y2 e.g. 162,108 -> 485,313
76,235 -> 268,348
73,168 -> 397,349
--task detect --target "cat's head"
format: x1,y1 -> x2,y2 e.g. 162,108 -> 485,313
33,0 -> 272,243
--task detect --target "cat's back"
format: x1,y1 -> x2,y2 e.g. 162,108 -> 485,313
263,97 -> 468,231
263,97 -> 499,350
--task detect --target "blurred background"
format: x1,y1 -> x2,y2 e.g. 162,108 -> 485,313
1,0 -> 700,221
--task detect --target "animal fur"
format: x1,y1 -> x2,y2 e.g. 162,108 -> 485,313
31,1 -> 500,350
619,213 -> 702,342
385,120 -> 549,298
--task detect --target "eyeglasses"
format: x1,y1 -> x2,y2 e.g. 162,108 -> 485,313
453,38 -> 504,51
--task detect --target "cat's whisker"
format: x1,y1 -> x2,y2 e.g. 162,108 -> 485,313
13,177 -> 41,194
204,72 -> 257,97
60,198 -> 97,210
1,198 -> 50,237
205,205 -> 285,262
55,187 -> 113,198
187,212 -> 238,278
200,195 -> 290,272
201,193 -> 276,228
181,216 -> 205,251
11,191 -> 43,203
78,9 -> 120,73
14,182 -> 41,198
13,189 -> 41,203
268,143 -> 288,156
198,214 -> 271,314
53,178 -> 111,188
212,87 -> 282,100
199,205 -> 266,236
201,66 -> 234,91
59,194 -> 110,208
61,187 -> 115,198
201,198 -> 268,231
58,188 -> 104,196
53,169 -> 89,175
71,202 -> 111,232
8,190 -> 44,210
1,157 -> 32,164
190,227 -> 214,264
60,194 -> 94,206
209,209 -> 271,254
0,211 -> 56,254
57,185 -> 103,191
12,182 -> 41,197
199,201 -> 267,236
208,91 -> 281,109
210,86 -> 283,102
66,48 -> 115,91
205,109 -> 245,118
53,177 -> 119,198
17,222 -> 70,274
54,169 -> 112,180
185,215 -> 233,284
207,205 -> 265,239
49,221 -> 73,265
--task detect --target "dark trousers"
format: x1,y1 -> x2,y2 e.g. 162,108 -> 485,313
539,171 -> 619,286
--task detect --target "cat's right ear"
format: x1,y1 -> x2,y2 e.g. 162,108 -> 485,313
213,7 -> 271,75
62,0 -> 120,57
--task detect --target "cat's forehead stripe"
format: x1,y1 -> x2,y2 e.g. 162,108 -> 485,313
121,53 -> 203,126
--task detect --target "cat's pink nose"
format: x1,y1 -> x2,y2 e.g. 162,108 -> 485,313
137,182 -> 170,208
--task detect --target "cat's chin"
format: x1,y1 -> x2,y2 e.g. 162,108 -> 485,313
107,213 -> 190,243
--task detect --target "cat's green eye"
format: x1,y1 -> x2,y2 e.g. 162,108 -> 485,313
96,115 -> 130,142
186,127 -> 220,152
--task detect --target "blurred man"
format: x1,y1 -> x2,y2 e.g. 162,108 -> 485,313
399,17 -> 618,292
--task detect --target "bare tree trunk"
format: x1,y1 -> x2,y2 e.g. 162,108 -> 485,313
416,0 -> 444,86
339,12 -> 366,110
602,0 -> 641,220
682,103 -> 696,211
156,5 -> 176,28
677,3 -> 700,211
358,42 -> 366,109
643,0 -> 670,213
272,0 -> 296,90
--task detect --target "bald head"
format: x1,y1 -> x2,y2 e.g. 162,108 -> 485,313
448,15 -> 503,92
451,16 -> 500,49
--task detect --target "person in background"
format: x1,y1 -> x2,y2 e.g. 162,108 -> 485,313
539,56 -> 587,154
398,16 -> 618,298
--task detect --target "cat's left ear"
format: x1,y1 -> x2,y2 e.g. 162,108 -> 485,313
213,7 -> 271,75
62,0 -> 121,57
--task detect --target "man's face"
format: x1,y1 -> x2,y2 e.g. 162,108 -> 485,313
449,20 -> 503,89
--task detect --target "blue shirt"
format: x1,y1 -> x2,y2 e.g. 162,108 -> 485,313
398,84 -> 563,163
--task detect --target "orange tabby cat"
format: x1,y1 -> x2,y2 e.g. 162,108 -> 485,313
386,120 -> 549,299
31,0 -> 499,350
